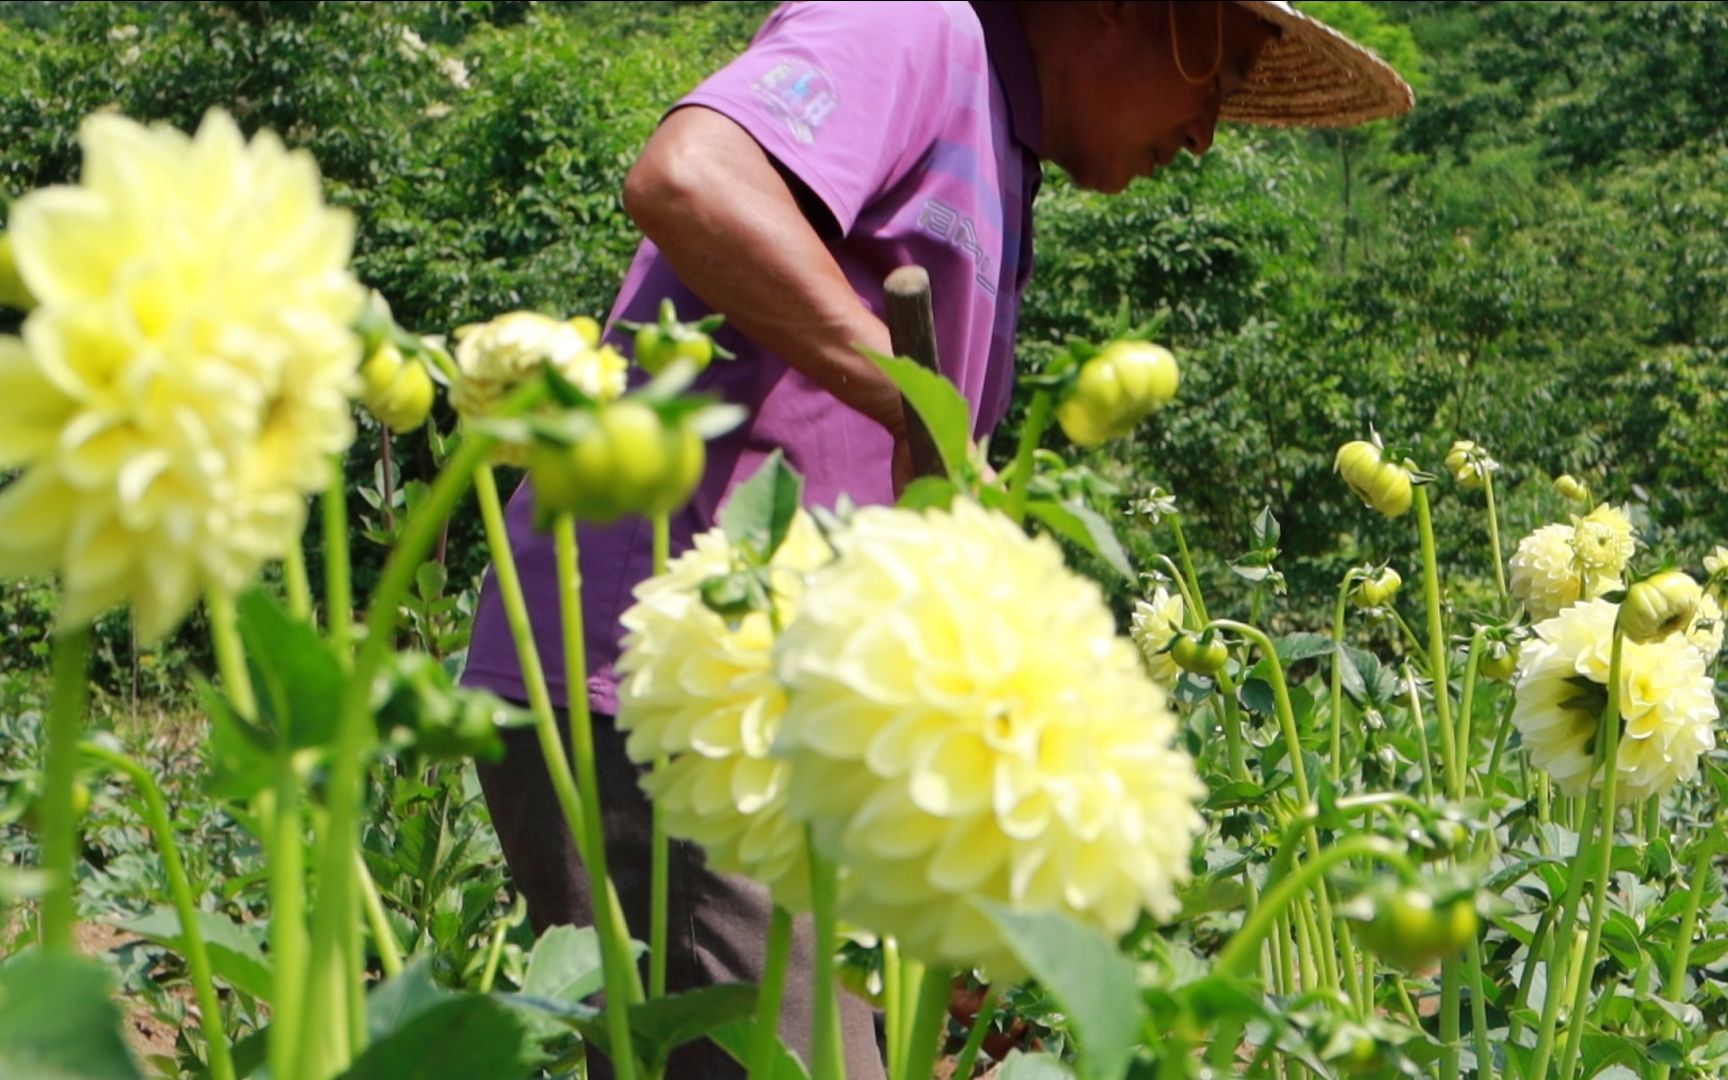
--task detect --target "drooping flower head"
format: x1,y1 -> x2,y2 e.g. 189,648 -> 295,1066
1513,598 -> 1717,803
0,110 -> 363,639
774,500 -> 1203,976
615,512 -> 833,907
1129,585 -> 1185,689
451,311 -> 627,465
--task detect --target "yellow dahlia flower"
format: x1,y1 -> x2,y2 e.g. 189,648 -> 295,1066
451,312 -> 627,466
774,500 -> 1203,977
1513,598 -> 1717,802
1570,503 -> 1636,579
0,110 -> 363,639
1129,586 -> 1185,689
615,512 -> 833,907
1509,523 -> 1620,622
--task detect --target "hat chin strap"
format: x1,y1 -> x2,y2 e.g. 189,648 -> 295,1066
1171,0 -> 1225,86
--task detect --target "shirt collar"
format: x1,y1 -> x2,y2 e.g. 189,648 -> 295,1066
970,1 -> 1045,159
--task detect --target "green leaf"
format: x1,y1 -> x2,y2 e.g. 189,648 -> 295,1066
709,1021 -> 810,1080
365,959 -> 454,1042
339,995 -> 538,1080
115,908 -> 274,1003
1251,504 -> 1281,549
0,952 -> 141,1080
867,350 -> 973,478
199,675 -> 273,803
1203,779 -> 1268,810
896,476 -> 958,511
977,904 -> 1142,1080
997,1051 -> 1076,1079
237,588 -> 346,751
1274,632 -> 1336,664
521,925 -> 606,1006
1578,1034 -> 1646,1078
719,450 -> 805,561
1025,500 -> 1135,582
627,984 -> 760,1073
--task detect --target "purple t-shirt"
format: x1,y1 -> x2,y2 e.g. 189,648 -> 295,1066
462,0 -> 1043,712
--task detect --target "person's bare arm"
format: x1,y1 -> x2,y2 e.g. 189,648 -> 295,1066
622,106 -> 908,443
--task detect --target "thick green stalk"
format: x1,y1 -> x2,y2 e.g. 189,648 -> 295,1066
649,512 -> 671,1001
1292,891 -> 1323,994
1216,835 -> 1415,979
1457,630 -> 1486,778
39,627 -> 91,953
1557,632 -> 1626,1080
898,965 -> 953,1080
1329,575 -> 1354,787
555,516 -> 642,1080
1004,389 -> 1052,524
748,906 -> 795,1080
268,754 -> 308,1080
303,407 -> 515,1076
1413,486 -> 1457,797
81,742 -> 234,1080
806,841 -> 846,1080
283,540 -> 313,623
321,458 -> 354,656
1406,665 -> 1438,803
949,985 -> 998,1080
1170,516 -> 1207,624
884,944 -> 908,1079
1441,957 -> 1462,1080
1483,471 -> 1508,609
1652,835 -> 1717,1080
1466,936 -> 1494,1080
355,850 -> 403,978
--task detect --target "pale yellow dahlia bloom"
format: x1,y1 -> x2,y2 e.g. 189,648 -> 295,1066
1129,586 -> 1185,689
1513,598 -> 1717,802
615,512 -> 833,907
451,312 -> 626,465
0,110 -> 363,639
774,500 -> 1203,977
1570,503 -> 1636,579
1509,523 -> 1621,622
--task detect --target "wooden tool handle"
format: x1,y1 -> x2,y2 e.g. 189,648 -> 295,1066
882,266 -> 945,479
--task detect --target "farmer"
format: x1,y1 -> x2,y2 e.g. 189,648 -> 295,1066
463,2 -> 1411,1074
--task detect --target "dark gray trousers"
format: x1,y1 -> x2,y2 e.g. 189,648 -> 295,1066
476,715 -> 885,1078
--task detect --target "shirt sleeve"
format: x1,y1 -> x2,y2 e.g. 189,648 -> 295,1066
674,1 -> 960,237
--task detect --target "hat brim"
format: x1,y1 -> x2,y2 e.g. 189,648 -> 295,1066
1223,1 -> 1414,128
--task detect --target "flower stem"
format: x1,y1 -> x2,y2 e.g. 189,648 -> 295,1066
80,741 -> 234,1080
747,906 -> 794,1080
949,984 -> 998,1080
1457,629 -> 1485,779
283,539 -> 314,624
898,964 -> 953,1080
1216,835 -> 1415,980
1413,486 -> 1457,799
1651,834 -> 1718,1080
267,753 -> 308,1080
1441,957 -> 1462,1080
884,944 -> 908,1079
205,589 -> 258,722
1330,575 -> 1354,788
1405,664 -> 1438,804
806,839 -> 846,1080
39,626 -> 91,953
321,456 -> 354,656
1557,631 -> 1626,1080
355,849 -> 402,978
555,514 -> 642,1080
1466,935 -> 1494,1080
1005,389 -> 1052,524
1171,516 -> 1207,623
1483,471 -> 1508,610
1528,631 -> 1622,1080
649,512 -> 671,1001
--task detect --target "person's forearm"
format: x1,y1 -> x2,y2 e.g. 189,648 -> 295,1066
622,107 -> 906,438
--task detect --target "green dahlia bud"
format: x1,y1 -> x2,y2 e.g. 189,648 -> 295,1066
359,343 -> 435,433
1352,566 -> 1403,609
1554,474 -> 1589,503
1620,571 -> 1702,644
1334,440 -> 1413,518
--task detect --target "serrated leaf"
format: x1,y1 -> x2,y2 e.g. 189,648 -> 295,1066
998,1051 -> 1076,1079
709,1021 -> 810,1079
116,908 -> 274,1003
521,925 -> 606,1006
896,476 -> 958,511
719,450 -> 804,561
339,994 -> 538,1080
867,350 -> 973,478
237,588 -> 345,751
1025,500 -> 1134,582
199,675 -> 273,802
1274,632 -> 1335,663
1251,505 -> 1281,548
977,904 -> 1141,1080
626,984 -> 760,1073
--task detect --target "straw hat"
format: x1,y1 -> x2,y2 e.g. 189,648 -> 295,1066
1224,1 -> 1414,128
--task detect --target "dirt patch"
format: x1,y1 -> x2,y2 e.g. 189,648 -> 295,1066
75,920 -> 185,1068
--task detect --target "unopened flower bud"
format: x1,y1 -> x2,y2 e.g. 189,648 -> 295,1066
359,343 -> 435,433
1353,567 -> 1403,609
1620,572 -> 1703,645
1554,474 -> 1589,503
1479,640 -> 1520,682
1335,440 -> 1413,518
1444,439 -> 1497,490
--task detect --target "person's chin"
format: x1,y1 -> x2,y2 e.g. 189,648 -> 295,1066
1069,165 -> 1132,195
